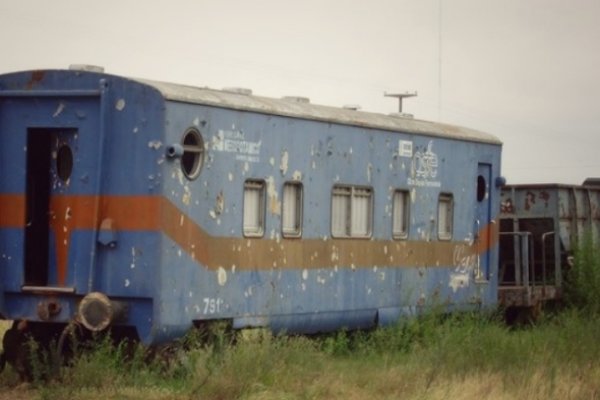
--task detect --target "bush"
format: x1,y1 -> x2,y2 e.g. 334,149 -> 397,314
565,231 -> 600,313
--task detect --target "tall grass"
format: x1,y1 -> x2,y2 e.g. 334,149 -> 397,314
1,310 -> 596,400
565,231 -> 600,313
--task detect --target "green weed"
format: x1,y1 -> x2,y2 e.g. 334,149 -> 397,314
565,231 -> 600,313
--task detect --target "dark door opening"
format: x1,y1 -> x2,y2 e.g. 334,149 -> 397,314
24,129 -> 52,286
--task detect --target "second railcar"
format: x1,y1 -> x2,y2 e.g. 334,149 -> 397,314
498,183 -> 600,308
0,67 -> 503,344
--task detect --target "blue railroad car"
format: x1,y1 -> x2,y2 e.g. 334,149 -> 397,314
0,66 -> 503,346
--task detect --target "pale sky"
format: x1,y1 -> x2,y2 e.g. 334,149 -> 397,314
1,0 -> 599,184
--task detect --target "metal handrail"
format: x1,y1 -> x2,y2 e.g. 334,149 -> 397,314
499,231 -> 532,287
541,231 -> 555,288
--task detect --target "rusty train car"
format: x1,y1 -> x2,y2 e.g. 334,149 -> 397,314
0,67 -> 503,349
498,183 -> 600,310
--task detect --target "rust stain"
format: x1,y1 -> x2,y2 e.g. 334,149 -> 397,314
0,194 -> 26,227
26,70 -> 45,90
539,190 -> 550,208
475,220 -> 499,254
524,191 -> 536,211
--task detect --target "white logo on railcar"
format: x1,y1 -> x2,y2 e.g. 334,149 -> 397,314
212,129 -> 261,163
408,140 -> 441,188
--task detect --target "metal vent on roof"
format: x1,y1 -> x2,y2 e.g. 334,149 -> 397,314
69,64 -> 105,73
343,104 -> 361,111
222,87 -> 253,95
282,96 -> 310,104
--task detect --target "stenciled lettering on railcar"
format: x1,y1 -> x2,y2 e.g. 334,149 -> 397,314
212,129 -> 262,163
407,140 -> 441,188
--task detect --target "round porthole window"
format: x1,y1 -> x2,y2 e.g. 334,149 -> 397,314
56,144 -> 73,182
181,128 -> 205,179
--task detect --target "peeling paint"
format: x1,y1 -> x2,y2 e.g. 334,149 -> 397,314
53,102 -> 65,118
449,272 -> 469,293
115,99 -> 126,111
148,140 -> 162,150
280,150 -> 289,175
228,172 -> 234,182
217,267 -> 227,286
302,269 -> 308,280
182,186 -> 191,205
266,176 -> 281,215
331,246 -> 339,262
292,170 -> 302,181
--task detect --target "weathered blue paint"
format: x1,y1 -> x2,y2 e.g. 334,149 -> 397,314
0,68 -> 503,344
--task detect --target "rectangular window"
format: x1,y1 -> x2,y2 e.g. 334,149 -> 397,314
438,193 -> 454,240
392,190 -> 410,239
331,185 -> 372,238
243,180 -> 265,237
282,182 -> 303,237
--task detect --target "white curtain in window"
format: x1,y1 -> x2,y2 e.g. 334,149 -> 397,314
283,183 -> 300,234
393,191 -> 408,236
244,185 -> 262,234
332,189 -> 350,236
351,189 -> 371,236
438,195 -> 453,239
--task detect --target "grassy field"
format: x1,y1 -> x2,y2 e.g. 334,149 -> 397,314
0,310 -> 599,400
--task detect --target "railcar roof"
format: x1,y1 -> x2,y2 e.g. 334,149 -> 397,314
138,78 -> 502,145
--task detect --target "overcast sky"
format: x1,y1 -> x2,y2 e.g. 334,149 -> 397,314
1,0 -> 598,184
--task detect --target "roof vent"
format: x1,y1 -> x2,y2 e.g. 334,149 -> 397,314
388,112 -> 414,119
69,64 -> 105,73
222,87 -> 253,96
282,96 -> 310,104
343,104 -> 361,111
